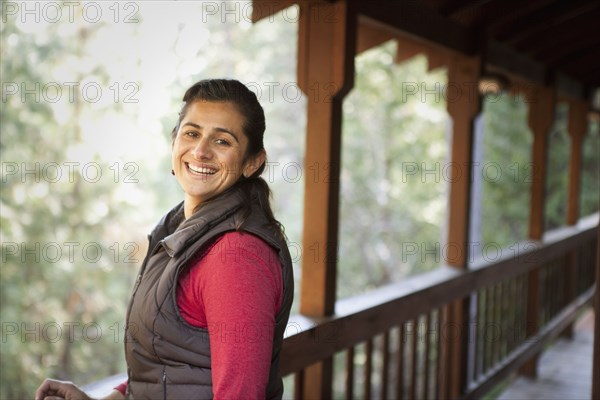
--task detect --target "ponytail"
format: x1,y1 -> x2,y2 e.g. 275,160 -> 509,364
235,176 -> 286,242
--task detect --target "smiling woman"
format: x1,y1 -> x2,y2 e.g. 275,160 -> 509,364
35,79 -> 295,400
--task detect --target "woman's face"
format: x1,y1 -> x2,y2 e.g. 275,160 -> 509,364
172,100 -> 263,211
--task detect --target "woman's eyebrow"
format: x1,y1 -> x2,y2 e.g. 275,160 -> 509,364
214,127 -> 240,143
181,122 -> 240,143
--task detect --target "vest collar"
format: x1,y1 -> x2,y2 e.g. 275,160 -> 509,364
161,188 -> 246,257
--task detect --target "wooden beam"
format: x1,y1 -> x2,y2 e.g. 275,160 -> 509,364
484,39 -> 547,87
494,0 -> 596,44
439,0 -> 494,17
427,49 -> 449,72
296,0 -> 356,396
557,45 -> 600,72
395,34 -> 428,65
523,11 -> 600,60
352,0 -> 475,55
444,53 -> 481,398
251,0 -> 296,23
356,16 -> 394,55
579,69 -> 600,88
482,0 -> 556,32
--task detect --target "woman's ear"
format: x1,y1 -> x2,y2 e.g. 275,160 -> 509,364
243,150 -> 266,178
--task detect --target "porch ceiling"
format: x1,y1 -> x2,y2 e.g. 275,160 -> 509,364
354,0 -> 600,101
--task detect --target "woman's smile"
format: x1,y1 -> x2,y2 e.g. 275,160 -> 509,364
186,162 -> 218,177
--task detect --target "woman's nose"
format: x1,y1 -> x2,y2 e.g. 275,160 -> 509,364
191,138 -> 212,159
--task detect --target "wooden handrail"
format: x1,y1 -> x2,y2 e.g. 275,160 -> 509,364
280,213 -> 598,376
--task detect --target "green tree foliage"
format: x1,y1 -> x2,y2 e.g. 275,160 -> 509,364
338,43 -> 448,297
580,120 -> 599,217
544,103 -> 570,230
480,94 -> 532,248
1,15 -> 138,398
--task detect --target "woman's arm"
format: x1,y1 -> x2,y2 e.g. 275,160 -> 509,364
35,379 -> 125,400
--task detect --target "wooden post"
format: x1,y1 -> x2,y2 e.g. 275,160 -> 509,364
296,0 -> 356,397
520,84 -> 555,377
562,99 -> 589,339
444,53 -> 481,398
526,85 -> 555,241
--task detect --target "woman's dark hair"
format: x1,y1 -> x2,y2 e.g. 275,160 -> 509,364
173,79 -> 285,240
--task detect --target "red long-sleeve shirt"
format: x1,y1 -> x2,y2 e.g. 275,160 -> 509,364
115,231 -> 283,399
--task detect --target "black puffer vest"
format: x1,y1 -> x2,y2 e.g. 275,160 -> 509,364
124,187 -> 294,399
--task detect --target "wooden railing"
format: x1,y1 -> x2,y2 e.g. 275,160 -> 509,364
84,214 -> 597,398
280,213 -> 598,399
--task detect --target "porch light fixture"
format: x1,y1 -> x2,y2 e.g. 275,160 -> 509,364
478,72 -> 510,95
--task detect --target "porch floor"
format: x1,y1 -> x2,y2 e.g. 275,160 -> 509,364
497,308 -> 595,400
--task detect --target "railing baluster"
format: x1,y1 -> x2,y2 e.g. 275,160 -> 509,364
541,265 -> 548,325
364,339 -> 373,400
551,260 -> 557,319
551,262 -> 556,321
472,291 -> 480,383
475,289 -> 484,381
507,278 -> 517,354
559,256 -> 567,311
437,307 -> 448,399
521,273 -> 528,343
493,282 -> 501,366
346,346 -> 354,400
294,370 -> 304,400
423,312 -> 431,400
409,319 -> 417,399
397,323 -> 405,399
433,309 -> 441,399
501,280 -> 508,359
382,331 -> 390,400
497,282 -> 505,362
483,287 -> 492,374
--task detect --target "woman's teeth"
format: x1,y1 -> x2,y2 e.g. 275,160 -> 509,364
188,163 -> 217,174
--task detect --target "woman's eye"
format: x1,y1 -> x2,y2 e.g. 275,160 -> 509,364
184,131 -> 198,138
215,138 -> 231,146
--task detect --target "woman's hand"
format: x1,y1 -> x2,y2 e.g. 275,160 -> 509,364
35,378 -> 91,400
